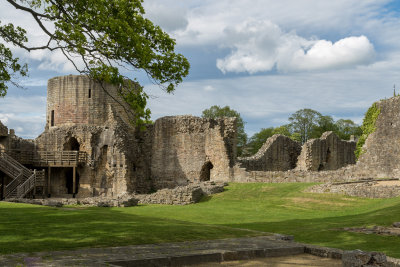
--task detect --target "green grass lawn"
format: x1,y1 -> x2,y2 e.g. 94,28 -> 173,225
1,182 -> 400,257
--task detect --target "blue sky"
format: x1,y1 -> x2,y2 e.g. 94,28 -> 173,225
1,0 -> 400,138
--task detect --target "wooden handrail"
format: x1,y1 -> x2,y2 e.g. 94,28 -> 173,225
5,173 -> 23,198
0,149 -> 88,199
17,171 -> 36,198
0,151 -> 38,198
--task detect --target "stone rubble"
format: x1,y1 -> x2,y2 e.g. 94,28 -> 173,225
305,179 -> 400,198
5,182 -> 227,207
342,225 -> 400,237
342,250 -> 387,267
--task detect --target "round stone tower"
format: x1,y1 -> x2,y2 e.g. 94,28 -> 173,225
46,75 -> 132,128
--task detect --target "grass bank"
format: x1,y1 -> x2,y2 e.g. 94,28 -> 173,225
1,183 -> 400,257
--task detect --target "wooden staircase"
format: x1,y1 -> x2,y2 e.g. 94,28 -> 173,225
0,151 -> 42,199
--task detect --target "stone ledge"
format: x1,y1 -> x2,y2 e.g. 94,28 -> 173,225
1,235 -> 400,266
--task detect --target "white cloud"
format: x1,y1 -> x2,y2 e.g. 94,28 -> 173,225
216,20 -> 375,74
146,58 -> 400,136
19,78 -> 48,87
285,36 -> 375,71
0,96 -> 46,138
173,0 -> 388,45
143,0 -> 189,32
203,85 -> 215,91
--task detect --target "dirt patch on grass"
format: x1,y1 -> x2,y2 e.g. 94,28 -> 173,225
261,186 -> 276,192
340,225 -> 400,237
306,179 -> 400,198
288,197 -> 351,207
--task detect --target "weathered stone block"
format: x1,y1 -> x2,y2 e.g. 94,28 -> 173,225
0,121 -> 7,137
238,134 -> 301,172
342,250 -> 387,267
296,131 -> 356,171
150,115 -> 237,189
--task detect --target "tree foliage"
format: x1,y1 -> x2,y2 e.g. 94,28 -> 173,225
288,108 -> 322,144
335,119 -> 362,140
288,109 -> 361,144
201,105 -> 247,156
246,109 -> 363,156
1,0 -> 190,125
310,115 -> 337,139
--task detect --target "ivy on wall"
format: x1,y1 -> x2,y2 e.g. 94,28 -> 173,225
355,103 -> 381,159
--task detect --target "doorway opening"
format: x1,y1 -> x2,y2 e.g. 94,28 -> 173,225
199,161 -> 214,182
66,168 -> 79,194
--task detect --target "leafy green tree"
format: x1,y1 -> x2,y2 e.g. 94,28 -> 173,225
288,109 -> 322,144
290,132 -> 302,143
272,125 -> 291,136
201,105 -> 247,156
311,115 -> 338,139
335,119 -> 362,140
1,0 -> 190,125
246,127 -> 274,155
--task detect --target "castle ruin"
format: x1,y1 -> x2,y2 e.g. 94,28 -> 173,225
2,74 -> 398,201
0,75 -> 237,199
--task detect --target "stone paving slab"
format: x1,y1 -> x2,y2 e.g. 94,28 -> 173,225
0,235 -> 305,267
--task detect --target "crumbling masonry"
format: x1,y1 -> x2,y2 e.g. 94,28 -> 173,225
0,75 -> 237,199
4,74 -> 399,200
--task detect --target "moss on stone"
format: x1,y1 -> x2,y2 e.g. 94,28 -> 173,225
355,103 -> 381,159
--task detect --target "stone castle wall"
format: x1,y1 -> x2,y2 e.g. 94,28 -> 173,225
232,166 -> 361,183
30,76 -> 237,196
150,116 -> 237,189
34,75 -> 152,197
295,131 -> 356,171
35,114 -> 152,197
47,75 -> 134,128
355,96 -> 400,178
12,75 -> 400,199
237,134 -> 301,172
0,121 -> 7,137
0,121 -> 35,152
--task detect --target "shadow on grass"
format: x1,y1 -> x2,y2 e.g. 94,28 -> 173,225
0,204 -> 256,255
220,203 -> 400,258
199,195 -> 213,203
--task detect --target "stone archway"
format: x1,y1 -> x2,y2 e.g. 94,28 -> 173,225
199,161 -> 214,182
63,137 -> 80,151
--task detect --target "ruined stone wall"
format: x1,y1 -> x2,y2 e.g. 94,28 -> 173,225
47,75 -> 134,128
34,75 -> 153,197
295,131 -> 356,171
0,121 -> 8,151
232,165 -> 362,183
0,121 -> 35,152
353,96 -> 400,178
150,116 -> 237,189
0,121 -> 7,137
35,120 -> 151,197
237,134 -> 301,172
